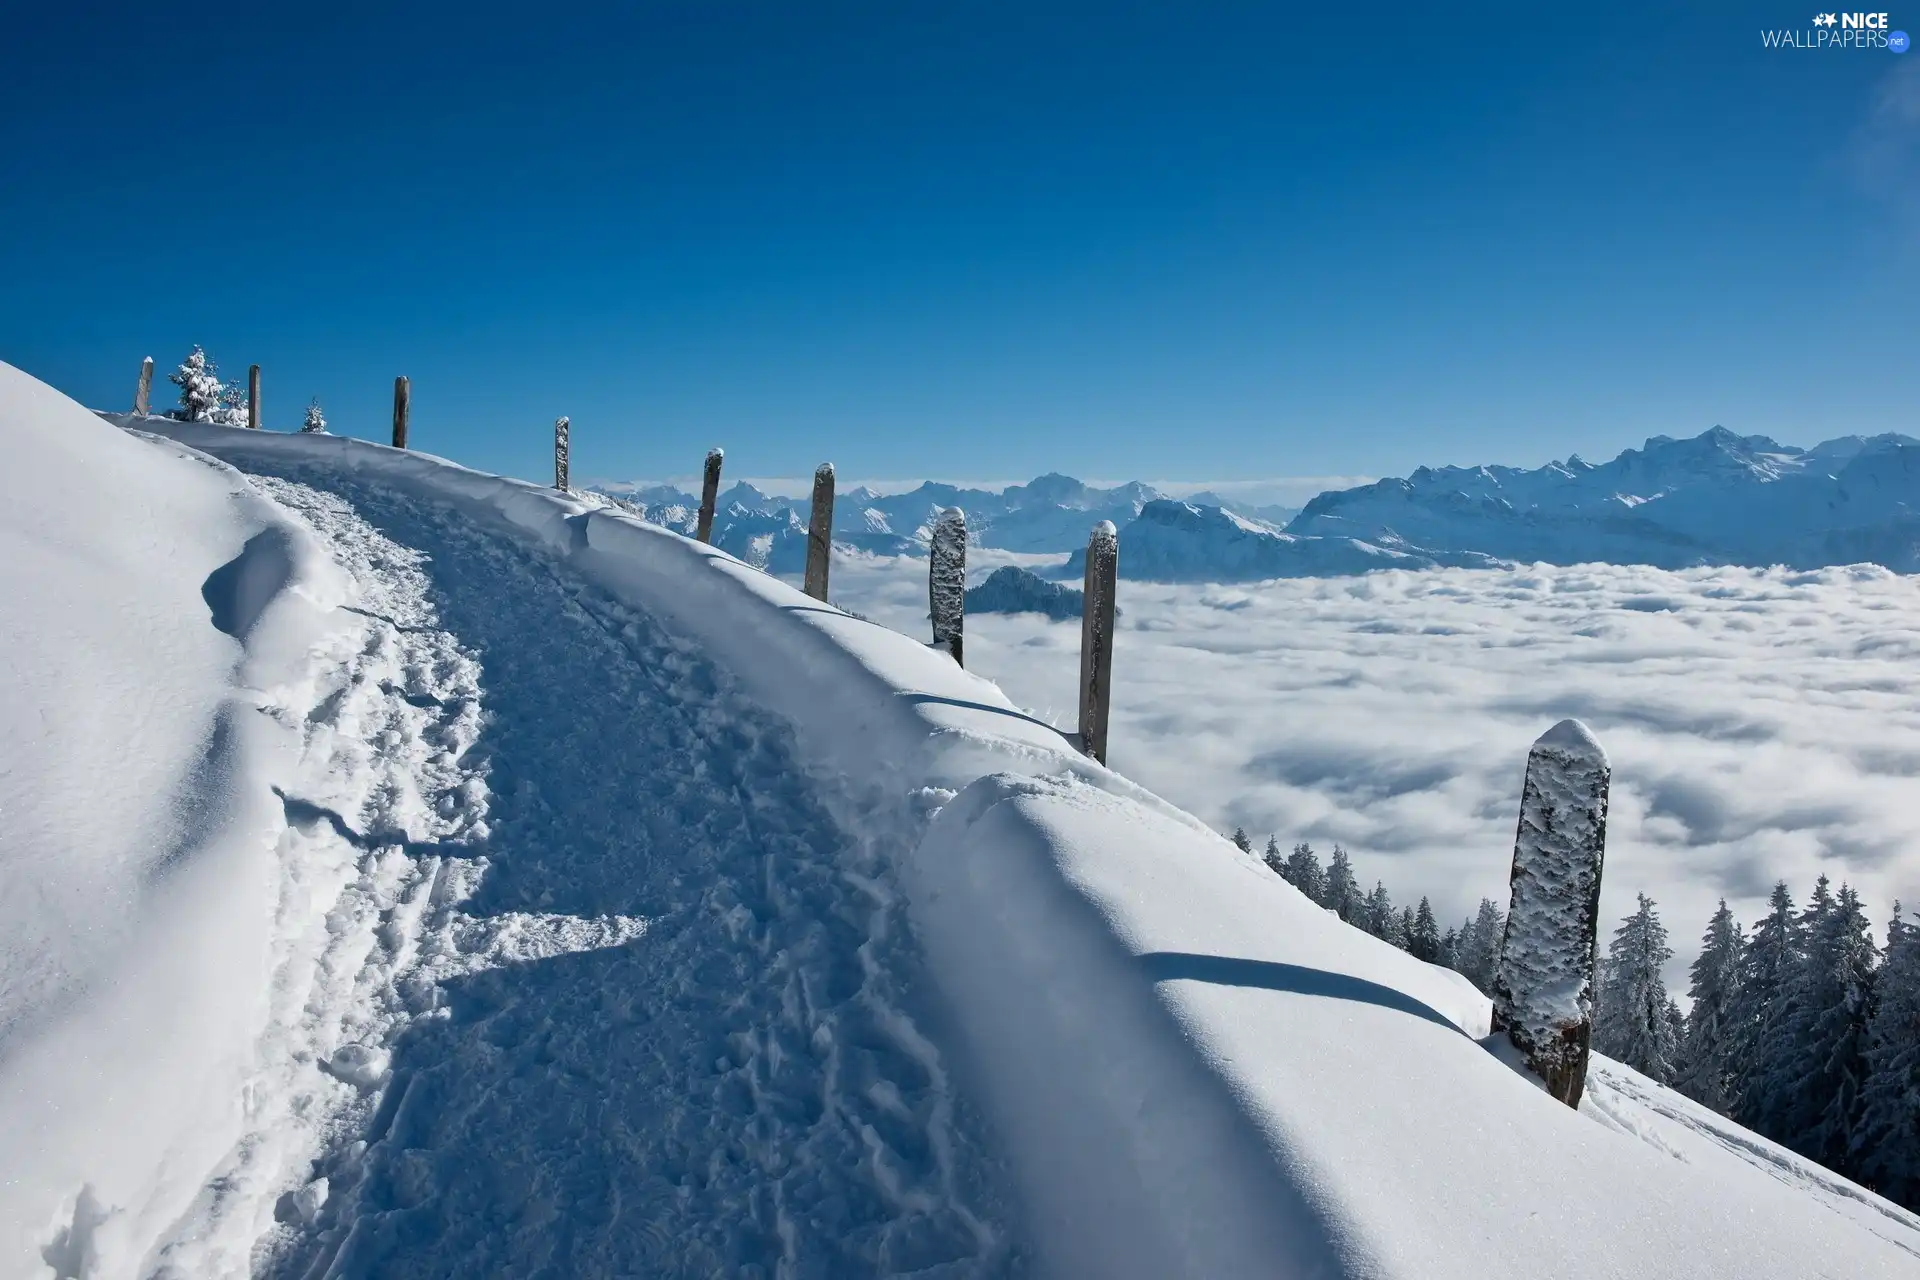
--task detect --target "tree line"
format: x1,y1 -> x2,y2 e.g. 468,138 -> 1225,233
1233,830 -> 1920,1211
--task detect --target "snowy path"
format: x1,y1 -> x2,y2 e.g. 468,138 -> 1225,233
222,468 -> 1024,1277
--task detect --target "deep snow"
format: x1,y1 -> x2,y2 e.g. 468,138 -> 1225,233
6,363 -> 1918,1277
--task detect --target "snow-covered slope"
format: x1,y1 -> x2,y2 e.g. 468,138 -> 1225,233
9,364 -> 1915,1276
0,366 -> 363,1277
1064,499 -> 1508,582
1291,425 -> 1920,570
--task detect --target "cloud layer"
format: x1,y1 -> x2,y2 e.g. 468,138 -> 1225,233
827,553 -> 1920,991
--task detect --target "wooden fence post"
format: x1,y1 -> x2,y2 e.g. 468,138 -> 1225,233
930,507 -> 966,665
803,462 -> 835,601
1490,718 -> 1611,1108
134,357 -> 154,415
392,376 -> 411,449
248,364 -> 261,430
696,448 -> 724,543
1078,520 -> 1118,764
554,416 -> 571,491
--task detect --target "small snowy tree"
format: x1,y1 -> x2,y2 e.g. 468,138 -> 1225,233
1854,905 -> 1920,1207
301,398 -> 328,433
1323,846 -> 1363,924
1674,900 -> 1745,1112
1263,836 -> 1286,877
168,345 -> 223,422
1231,827 -> 1253,855
1594,894 -> 1678,1083
217,377 -> 249,425
1283,842 -> 1327,906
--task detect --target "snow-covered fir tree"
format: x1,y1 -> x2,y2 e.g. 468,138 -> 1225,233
1283,842 -> 1326,906
1594,894 -> 1678,1083
1854,905 -> 1920,1206
1231,827 -> 1253,855
1674,899 -> 1745,1112
1793,883 -> 1879,1173
1455,898 -> 1507,995
1408,897 -> 1441,963
217,378 -> 249,424
301,398 -> 328,433
168,345 -> 223,422
1364,882 -> 1400,945
1323,846 -> 1362,924
1731,881 -> 1807,1144
1262,835 -> 1286,877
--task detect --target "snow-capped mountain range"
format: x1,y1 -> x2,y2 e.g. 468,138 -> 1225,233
600,426 -> 1920,581
1290,426 -> 1920,574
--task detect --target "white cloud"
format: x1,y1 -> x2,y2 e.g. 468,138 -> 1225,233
826,553 -> 1920,994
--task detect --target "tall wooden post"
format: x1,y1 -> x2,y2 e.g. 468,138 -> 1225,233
133,357 -> 154,415
930,507 -> 967,666
1078,520 -> 1119,764
392,376 -> 411,449
803,462 -> 835,601
554,416 -> 571,491
696,448 -> 724,543
247,364 -> 261,429
1491,719 -> 1611,1109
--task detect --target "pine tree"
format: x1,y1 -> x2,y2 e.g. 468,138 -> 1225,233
1363,881 -> 1395,941
1594,894 -> 1678,1083
1323,846 -> 1362,924
1283,842 -> 1327,906
1674,899 -> 1745,1112
1793,883 -> 1879,1173
1408,897 -> 1442,962
1731,881 -> 1806,1143
218,378 -> 248,424
1456,898 -> 1507,995
1396,905 -> 1417,952
1855,905 -> 1920,1207
168,345 -> 223,422
1262,835 -> 1286,877
1231,827 -> 1253,855
301,398 -> 328,433
1437,925 -> 1460,970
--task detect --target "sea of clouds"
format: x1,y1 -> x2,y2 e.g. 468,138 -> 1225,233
823,552 -> 1920,987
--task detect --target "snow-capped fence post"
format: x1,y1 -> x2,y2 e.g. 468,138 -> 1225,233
696,447 -> 724,544
1490,718 -> 1612,1109
1077,520 -> 1119,764
133,357 -> 153,415
247,364 -> 261,430
804,462 -> 835,601
930,507 -> 966,666
391,376 -> 411,450
554,416 -> 570,491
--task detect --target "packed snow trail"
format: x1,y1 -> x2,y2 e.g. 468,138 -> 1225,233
228,467 -> 1024,1277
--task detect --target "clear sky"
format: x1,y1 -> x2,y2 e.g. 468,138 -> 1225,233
3,2 -> 1914,489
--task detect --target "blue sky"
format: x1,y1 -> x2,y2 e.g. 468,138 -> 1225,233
3,2 -> 1914,490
